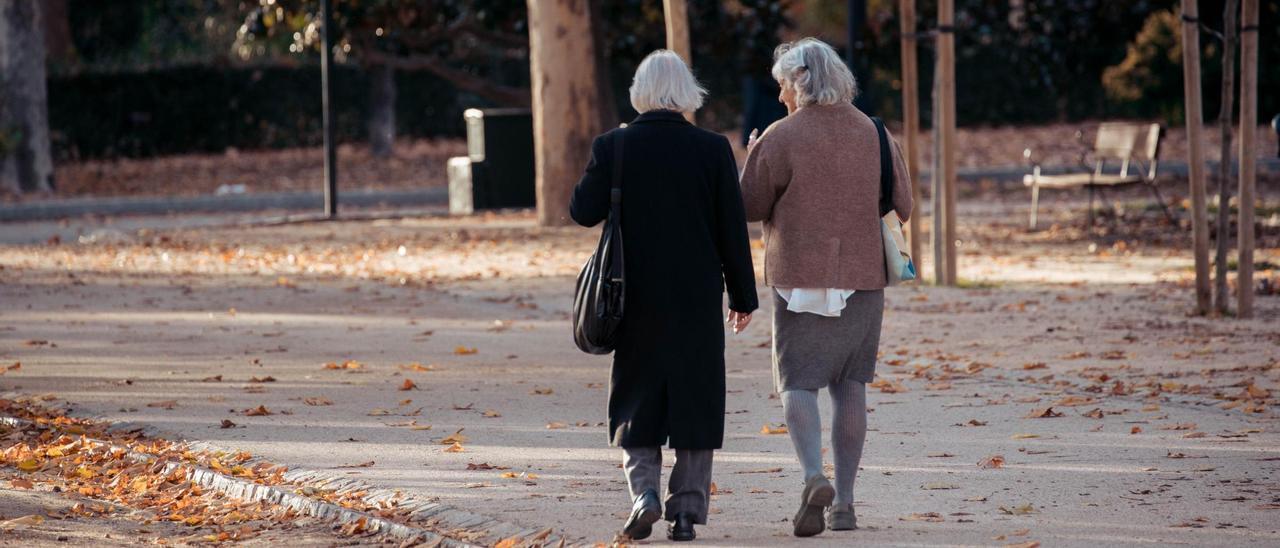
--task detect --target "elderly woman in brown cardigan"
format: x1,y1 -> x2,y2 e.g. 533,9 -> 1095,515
740,37 -> 912,538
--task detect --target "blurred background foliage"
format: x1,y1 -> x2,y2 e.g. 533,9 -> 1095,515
45,0 -> 1277,161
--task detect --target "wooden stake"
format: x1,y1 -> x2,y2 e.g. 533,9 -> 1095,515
1237,0 -> 1258,318
1213,0 -> 1239,315
938,0 -> 958,285
1180,0 -> 1212,315
899,0 -> 923,273
662,0 -> 695,123
930,54 -> 945,284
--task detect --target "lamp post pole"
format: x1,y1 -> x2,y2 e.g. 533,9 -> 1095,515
320,0 -> 338,218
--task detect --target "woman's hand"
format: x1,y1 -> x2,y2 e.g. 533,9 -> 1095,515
726,311 -> 753,334
746,128 -> 760,151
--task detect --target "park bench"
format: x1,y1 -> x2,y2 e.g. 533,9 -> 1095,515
1022,122 -> 1173,229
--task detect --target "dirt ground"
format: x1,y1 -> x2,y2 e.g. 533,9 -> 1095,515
1,188 -> 1278,546
23,122 -> 1280,202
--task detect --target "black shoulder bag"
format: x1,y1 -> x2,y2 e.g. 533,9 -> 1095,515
572,131 -> 626,354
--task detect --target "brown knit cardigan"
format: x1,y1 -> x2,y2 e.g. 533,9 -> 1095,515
740,103 -> 913,290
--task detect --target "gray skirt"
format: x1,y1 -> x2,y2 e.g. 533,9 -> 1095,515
771,289 -> 884,392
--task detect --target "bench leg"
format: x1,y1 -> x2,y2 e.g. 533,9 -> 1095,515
1087,186 -> 1096,227
1097,186 -> 1116,225
1029,183 -> 1040,230
1149,184 -> 1175,223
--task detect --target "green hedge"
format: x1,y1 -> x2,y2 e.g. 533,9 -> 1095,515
48,64 -> 471,161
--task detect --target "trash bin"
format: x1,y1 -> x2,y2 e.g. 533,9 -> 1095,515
460,108 -> 535,210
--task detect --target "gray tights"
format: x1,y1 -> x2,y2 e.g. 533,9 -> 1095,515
781,380 -> 867,505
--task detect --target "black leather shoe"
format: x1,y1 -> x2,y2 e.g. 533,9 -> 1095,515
621,488 -> 661,540
667,512 -> 696,542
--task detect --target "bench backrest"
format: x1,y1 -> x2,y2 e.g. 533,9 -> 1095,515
1093,122 -> 1161,181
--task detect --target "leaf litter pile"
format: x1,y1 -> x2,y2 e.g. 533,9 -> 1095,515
0,396 -> 474,545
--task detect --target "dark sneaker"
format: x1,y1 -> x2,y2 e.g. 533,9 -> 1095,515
622,488 -> 661,540
793,475 -> 835,537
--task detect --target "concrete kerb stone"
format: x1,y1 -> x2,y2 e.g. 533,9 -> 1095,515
0,402 -> 571,547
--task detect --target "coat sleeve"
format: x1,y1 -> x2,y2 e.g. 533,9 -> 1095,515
888,132 -> 914,223
569,133 -> 612,227
714,136 -> 760,314
738,128 -> 788,223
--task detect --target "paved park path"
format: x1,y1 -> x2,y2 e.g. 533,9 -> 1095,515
1,208 -> 1278,546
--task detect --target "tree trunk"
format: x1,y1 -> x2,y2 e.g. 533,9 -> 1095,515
1181,0 -> 1212,315
1236,0 -> 1258,318
1213,0 -> 1239,315
368,62 -> 396,158
526,0 -> 607,227
0,0 -> 54,195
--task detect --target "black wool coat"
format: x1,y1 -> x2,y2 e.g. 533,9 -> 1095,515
570,110 -> 759,450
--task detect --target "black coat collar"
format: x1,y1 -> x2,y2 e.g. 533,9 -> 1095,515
631,110 -> 690,125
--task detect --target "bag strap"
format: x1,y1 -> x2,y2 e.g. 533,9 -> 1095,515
871,116 -> 893,217
610,130 -> 624,217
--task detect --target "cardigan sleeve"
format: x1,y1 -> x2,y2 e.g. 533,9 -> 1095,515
738,126 -> 788,223
569,133 -> 613,227
888,132 -> 914,223
713,136 -> 759,314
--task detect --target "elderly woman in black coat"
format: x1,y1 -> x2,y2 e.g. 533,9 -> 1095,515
570,50 -> 759,542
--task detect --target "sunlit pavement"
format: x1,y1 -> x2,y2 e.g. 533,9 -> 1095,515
1,208 -> 1277,546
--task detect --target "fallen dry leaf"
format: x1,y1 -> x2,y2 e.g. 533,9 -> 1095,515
453,346 -> 478,355
323,360 -> 364,370
146,400 -> 178,410
869,378 -> 908,393
243,405 -> 272,416
303,397 -> 332,406
760,424 -> 789,435
220,419 -> 237,429
1025,407 -> 1063,419
443,442 -> 465,453
999,503 -> 1036,515
399,379 -> 418,391
978,455 -> 1006,469
1053,395 -> 1098,407
899,512 -> 944,522
440,430 -> 468,445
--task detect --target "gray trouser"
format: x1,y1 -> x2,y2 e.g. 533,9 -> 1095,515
623,447 -> 714,524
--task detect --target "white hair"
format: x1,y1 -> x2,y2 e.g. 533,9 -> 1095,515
629,50 -> 707,114
770,38 -> 857,108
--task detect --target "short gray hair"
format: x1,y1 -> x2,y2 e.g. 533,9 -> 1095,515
629,50 -> 707,114
771,38 -> 857,108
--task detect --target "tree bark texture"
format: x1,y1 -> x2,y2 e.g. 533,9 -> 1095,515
527,0 -> 607,227
1213,0 -> 1238,315
0,0 -> 54,194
